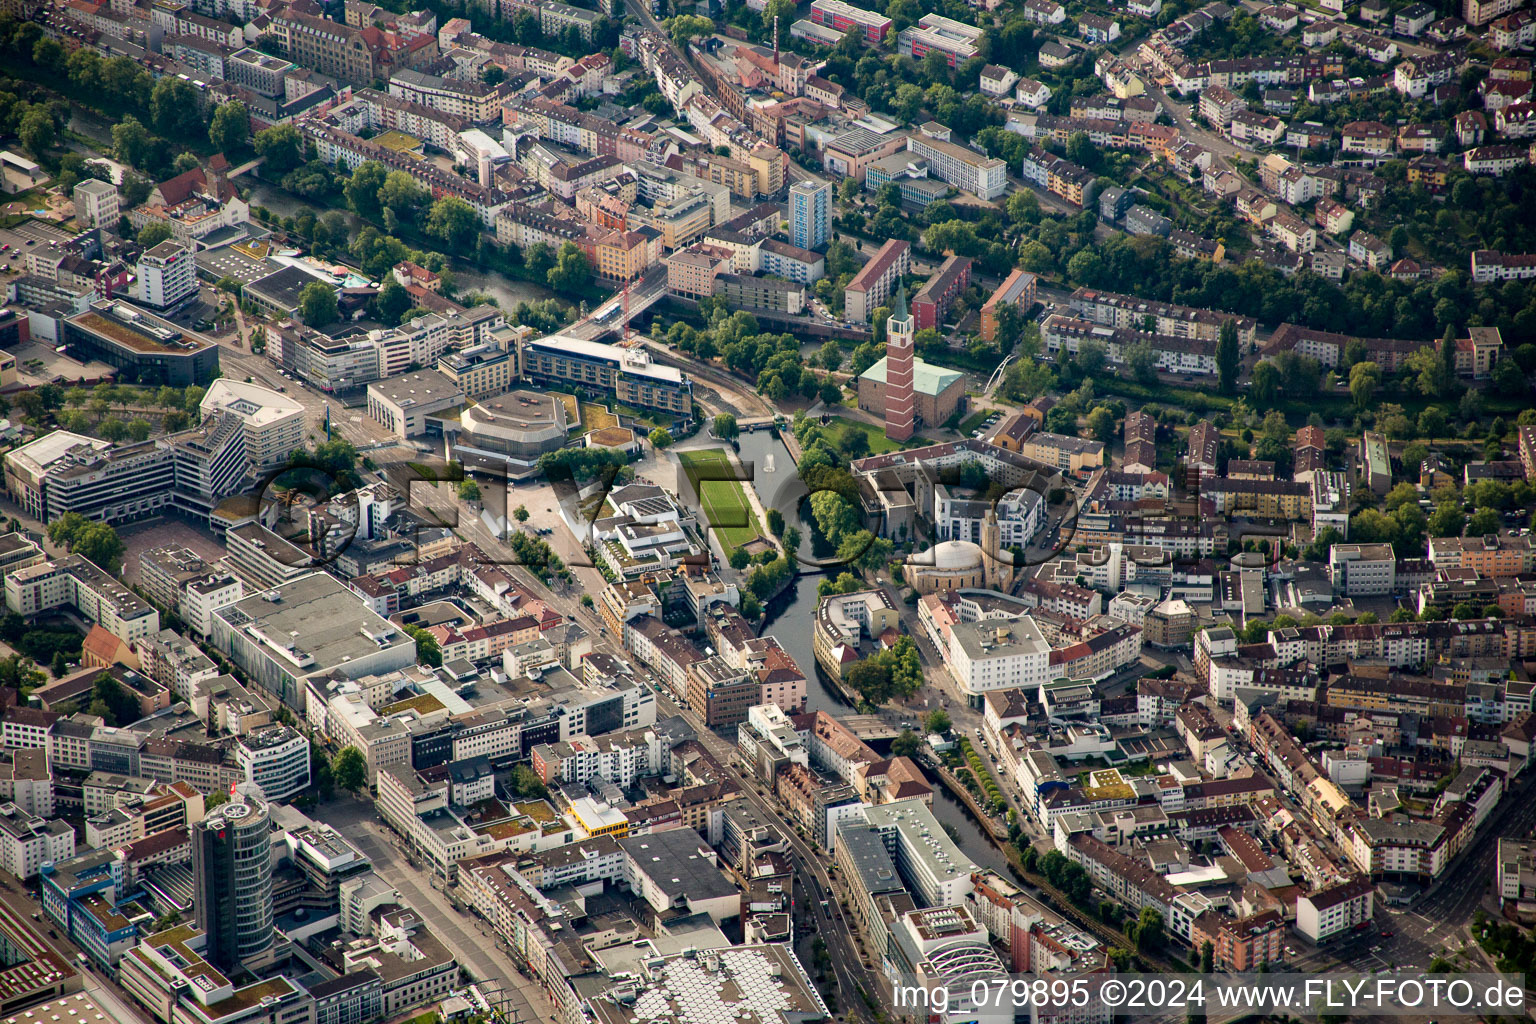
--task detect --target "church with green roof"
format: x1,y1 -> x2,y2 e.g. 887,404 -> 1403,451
856,354 -> 967,429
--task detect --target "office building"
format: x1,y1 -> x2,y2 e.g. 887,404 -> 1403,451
1329,543 -> 1397,597
6,554 -> 160,644
73,178 -> 120,230
192,793 -> 274,973
864,798 -> 976,907
948,617 -> 1051,702
522,334 -> 693,418
808,0 -> 892,42
63,300 -> 220,386
0,803 -> 75,879
788,180 -> 831,251
437,341 -> 518,400
199,379 -> 306,473
211,572 -> 416,710
136,241 -> 199,311
845,239 -> 911,323
366,369 -> 466,439
235,726 -> 310,801
906,128 -> 1007,201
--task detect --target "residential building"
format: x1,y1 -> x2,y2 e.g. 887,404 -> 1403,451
788,179 -> 830,251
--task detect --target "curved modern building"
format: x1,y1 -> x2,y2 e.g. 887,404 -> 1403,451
192,795 -> 274,971
448,389 -> 568,480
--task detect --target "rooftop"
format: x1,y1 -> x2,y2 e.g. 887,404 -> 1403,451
859,355 -> 963,396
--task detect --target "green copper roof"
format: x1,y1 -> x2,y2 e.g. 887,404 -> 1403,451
860,356 -> 964,396
891,283 -> 909,321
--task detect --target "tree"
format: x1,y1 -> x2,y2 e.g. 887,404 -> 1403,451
32,36 -> 66,74
1199,940 -> 1214,975
1467,507 -> 1501,535
209,101 -> 249,154
525,242 -> 556,282
729,548 -> 751,570
299,281 -> 338,327
378,171 -> 429,221
254,122 -> 305,171
127,418 -> 151,442
458,479 -> 481,502
1086,406 -> 1116,444
17,106 -> 54,157
513,505 -> 530,523
546,242 -> 591,292
649,427 -> 673,448
332,746 -> 367,794
137,221 -> 173,248
150,77 -> 201,139
51,650 -> 68,678
1135,907 -> 1165,952
1492,357 -> 1527,397
667,14 -> 714,45
1349,361 -> 1381,410
344,160 -> 388,218
1124,341 -> 1158,384
1216,319 -> 1239,394
374,277 -> 412,326
924,709 -> 951,735
1439,323 -> 1458,395
1251,361 -> 1281,407
403,624 -> 442,667
47,513 -> 125,572
713,413 -> 738,439
891,729 -> 922,757
426,195 -> 479,249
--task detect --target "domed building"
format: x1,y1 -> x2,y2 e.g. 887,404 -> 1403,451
906,512 -> 1014,594
448,389 -> 568,480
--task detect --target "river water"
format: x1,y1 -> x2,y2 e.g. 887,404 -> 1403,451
726,430 -> 1019,879
736,429 -> 852,713
240,181 -> 564,312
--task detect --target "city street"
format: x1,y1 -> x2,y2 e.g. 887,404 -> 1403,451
316,798 -> 555,1024
0,884 -> 154,1024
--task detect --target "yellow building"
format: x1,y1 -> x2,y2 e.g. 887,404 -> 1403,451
568,795 -> 630,838
437,343 -> 518,400
594,227 -> 663,282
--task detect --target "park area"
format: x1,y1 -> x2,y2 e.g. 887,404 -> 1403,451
677,448 -> 765,557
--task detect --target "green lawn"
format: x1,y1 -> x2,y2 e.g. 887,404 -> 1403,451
824,416 -> 928,455
677,448 -> 764,554
958,410 -> 990,435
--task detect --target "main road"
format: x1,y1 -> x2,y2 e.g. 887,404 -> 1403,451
317,796 -> 554,1024
415,473 -> 888,1020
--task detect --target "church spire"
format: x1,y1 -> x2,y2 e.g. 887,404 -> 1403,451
892,283 -> 909,322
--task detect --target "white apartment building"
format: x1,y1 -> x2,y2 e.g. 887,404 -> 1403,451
0,803 -> 74,879
5,555 -> 160,644
73,178 -> 120,229
906,130 -> 1007,200
135,240 -> 199,310
935,484 -> 1044,546
199,379 -> 307,472
1328,542 -> 1397,597
235,726 -> 311,801
947,617 -> 1051,702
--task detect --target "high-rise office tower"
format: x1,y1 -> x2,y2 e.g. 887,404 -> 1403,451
789,180 -> 831,251
884,285 -> 915,441
192,793 -> 274,972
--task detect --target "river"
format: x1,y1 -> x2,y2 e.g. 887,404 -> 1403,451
239,180 -> 565,312
929,783 -> 1013,877
729,429 -> 1020,881
736,429 -> 854,714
